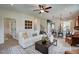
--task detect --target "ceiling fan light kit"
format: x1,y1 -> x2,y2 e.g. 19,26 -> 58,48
40,10 -> 44,12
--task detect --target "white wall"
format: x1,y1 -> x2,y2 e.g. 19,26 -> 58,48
0,16 -> 4,44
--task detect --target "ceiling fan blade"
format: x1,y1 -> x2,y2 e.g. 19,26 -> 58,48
45,7 -> 52,9
39,5 -> 44,9
45,11 -> 49,13
39,5 -> 42,8
33,9 -> 40,11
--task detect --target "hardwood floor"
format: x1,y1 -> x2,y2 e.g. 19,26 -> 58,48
4,38 -> 18,48
0,37 -> 18,54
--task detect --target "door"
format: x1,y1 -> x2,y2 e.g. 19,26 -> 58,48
4,18 -> 16,40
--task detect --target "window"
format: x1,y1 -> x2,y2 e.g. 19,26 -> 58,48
63,20 -> 71,35
25,20 -> 32,29
63,21 -> 71,31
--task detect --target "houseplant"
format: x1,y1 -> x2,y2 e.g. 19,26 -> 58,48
42,36 -> 48,44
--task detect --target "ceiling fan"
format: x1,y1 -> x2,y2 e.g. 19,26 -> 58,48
33,5 -> 52,14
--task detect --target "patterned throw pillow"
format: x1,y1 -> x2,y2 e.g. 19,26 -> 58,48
22,32 -> 28,39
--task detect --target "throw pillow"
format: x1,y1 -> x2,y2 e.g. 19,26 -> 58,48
22,32 -> 28,39
32,33 -> 37,37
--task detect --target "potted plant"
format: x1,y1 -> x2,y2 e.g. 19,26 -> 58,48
42,36 -> 48,44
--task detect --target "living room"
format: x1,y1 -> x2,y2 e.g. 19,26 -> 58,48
0,4 -> 79,54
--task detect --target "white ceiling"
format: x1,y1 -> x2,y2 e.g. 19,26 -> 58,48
0,4 -> 79,20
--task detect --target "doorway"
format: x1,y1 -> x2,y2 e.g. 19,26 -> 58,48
4,17 -> 16,41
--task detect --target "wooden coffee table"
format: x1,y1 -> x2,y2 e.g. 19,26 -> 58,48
35,40 -> 53,54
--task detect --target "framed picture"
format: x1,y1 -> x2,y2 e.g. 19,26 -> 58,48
25,20 -> 32,29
